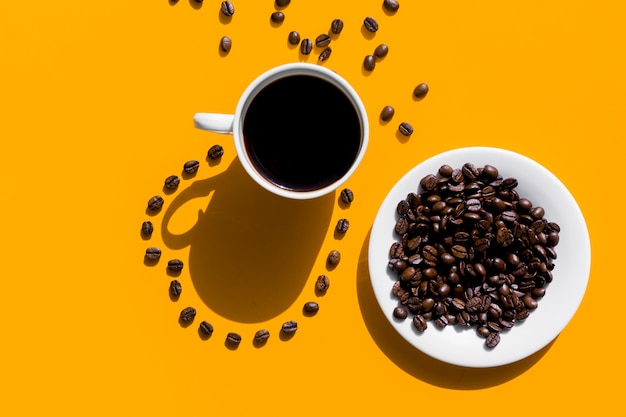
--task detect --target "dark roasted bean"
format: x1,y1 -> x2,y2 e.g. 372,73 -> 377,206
398,122 -> 413,136
315,33 -> 331,48
179,307 -> 196,323
145,247 -> 161,260
281,320 -> 298,334
199,321 -> 214,336
340,188 -> 354,204
254,329 -> 270,344
275,0 -> 290,6
393,306 -> 408,319
270,11 -> 285,23
147,195 -> 164,211
363,55 -> 376,71
316,275 -> 330,292
486,332 -> 501,348
303,302 -> 319,314
207,144 -> 224,159
141,221 -> 154,237
164,175 -> 180,190
380,105 -> 395,121
413,314 -> 427,331
220,1 -> 234,16
169,279 -> 182,298
330,18 -> 344,34
363,16 -> 379,32
383,0 -> 400,12
288,31 -> 300,45
374,43 -> 389,59
226,332 -> 241,345
413,82 -> 429,99
318,46 -> 332,61
183,160 -> 199,174
336,218 -> 350,234
300,38 -> 312,55
220,36 -> 232,53
167,259 -> 184,272
327,249 -> 341,266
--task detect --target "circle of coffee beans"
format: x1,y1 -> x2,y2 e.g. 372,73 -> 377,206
388,163 -> 560,348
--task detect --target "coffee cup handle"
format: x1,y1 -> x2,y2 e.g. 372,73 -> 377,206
193,113 -> 234,134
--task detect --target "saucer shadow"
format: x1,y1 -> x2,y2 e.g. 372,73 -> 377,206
161,158 -> 334,323
356,228 -> 554,389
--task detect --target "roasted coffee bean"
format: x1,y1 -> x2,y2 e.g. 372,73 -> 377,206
220,1 -> 234,17
281,320 -> 298,334
327,249 -> 341,266
183,160 -> 199,174
207,144 -> 224,160
413,314 -> 427,331
485,332 -> 501,348
316,275 -> 330,292
145,247 -> 161,260
315,33 -> 331,48
374,43 -> 389,59
363,16 -> 379,32
199,321 -> 214,336
336,218 -> 350,234
380,105 -> 395,121
169,279 -> 182,298
147,195 -> 164,211
398,122 -> 413,136
226,332 -> 241,345
318,47 -> 332,62
275,0 -> 290,6
164,175 -> 180,190
393,306 -> 408,319
331,18 -> 344,34
270,11 -> 285,23
413,82 -> 429,99
363,55 -> 376,71
220,36 -> 232,53
300,38 -> 312,55
303,302 -> 319,314
179,307 -> 196,323
340,188 -> 354,204
383,0 -> 400,12
167,259 -> 184,272
254,329 -> 270,344
288,31 -> 300,45
141,221 -> 154,237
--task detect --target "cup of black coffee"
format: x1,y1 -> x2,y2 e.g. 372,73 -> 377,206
194,63 -> 369,199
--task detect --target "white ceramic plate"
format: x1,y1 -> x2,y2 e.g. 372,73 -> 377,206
368,147 -> 590,368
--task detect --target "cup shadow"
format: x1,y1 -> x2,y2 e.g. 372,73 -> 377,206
356,228 -> 554,389
161,158 -> 334,323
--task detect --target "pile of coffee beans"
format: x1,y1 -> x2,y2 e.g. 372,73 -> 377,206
388,163 -> 560,348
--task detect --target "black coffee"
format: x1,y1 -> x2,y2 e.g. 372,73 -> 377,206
242,75 -> 361,192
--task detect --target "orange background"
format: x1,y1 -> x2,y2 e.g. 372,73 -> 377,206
1,1 -> 623,415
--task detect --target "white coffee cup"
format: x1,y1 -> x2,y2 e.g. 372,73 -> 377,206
194,63 -> 369,200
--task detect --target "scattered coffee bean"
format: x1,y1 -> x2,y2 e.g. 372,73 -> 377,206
336,218 -> 350,234
199,321 -> 214,336
300,38 -> 312,55
164,175 -> 180,190
413,82 -> 429,99
315,33 -> 331,48
145,247 -> 162,260
169,279 -> 182,298
398,122 -> 414,136
226,332 -> 242,345
254,329 -> 270,344
318,46 -> 332,61
147,195 -> 164,211
331,18 -> 344,34
363,55 -> 376,71
207,144 -> 224,159
303,302 -> 319,314
183,160 -> 199,174
271,11 -> 285,23
393,306 -> 408,319
275,0 -> 290,6
220,1 -> 234,17
167,259 -> 184,272
220,36 -> 232,53
281,321 -> 298,335
380,105 -> 395,121
340,188 -> 354,204
179,307 -> 196,323
141,221 -> 154,237
388,163 -> 561,348
374,43 -> 389,59
383,0 -> 400,12
327,249 -> 341,266
363,16 -> 379,32
288,31 -> 300,45
315,275 -> 330,292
